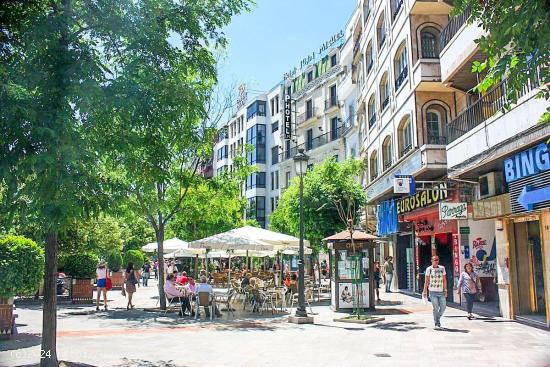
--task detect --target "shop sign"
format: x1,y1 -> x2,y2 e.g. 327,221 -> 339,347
439,202 -> 467,220
459,226 -> 470,234
414,218 -> 457,237
284,93 -> 292,140
504,143 -> 549,183
236,83 -> 247,110
396,183 -> 448,215
452,234 -> 460,276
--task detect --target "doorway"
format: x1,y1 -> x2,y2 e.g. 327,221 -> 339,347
396,234 -> 414,291
416,236 -> 432,293
513,220 -> 547,325
434,232 -> 454,301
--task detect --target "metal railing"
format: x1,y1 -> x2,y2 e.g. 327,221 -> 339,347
382,96 -> 390,110
371,171 -> 379,181
296,107 -> 319,124
368,114 -> 376,128
367,58 -> 374,74
342,114 -> 356,135
280,126 -> 344,162
427,135 -> 447,145
378,32 -> 386,49
439,6 -> 471,52
400,144 -> 413,157
395,67 -> 408,90
383,160 -> 393,170
325,97 -> 338,110
447,72 -> 541,143
392,0 -> 403,20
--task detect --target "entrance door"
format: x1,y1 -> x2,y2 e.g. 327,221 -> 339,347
416,236 -> 432,293
396,234 -> 413,291
435,233 -> 454,301
514,220 -> 547,324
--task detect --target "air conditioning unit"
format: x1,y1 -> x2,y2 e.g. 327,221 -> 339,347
478,171 -> 505,199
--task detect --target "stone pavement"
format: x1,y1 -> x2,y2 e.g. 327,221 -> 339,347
1,279 -> 549,367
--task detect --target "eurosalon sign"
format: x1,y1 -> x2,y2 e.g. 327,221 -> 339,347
396,183 -> 448,215
439,202 -> 467,220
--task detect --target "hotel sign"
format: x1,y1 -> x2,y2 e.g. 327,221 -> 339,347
283,30 -> 345,80
284,92 -> 292,140
396,183 -> 449,215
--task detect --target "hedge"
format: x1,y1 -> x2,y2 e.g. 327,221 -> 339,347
0,235 -> 44,298
123,249 -> 145,270
64,253 -> 99,278
107,251 -> 123,272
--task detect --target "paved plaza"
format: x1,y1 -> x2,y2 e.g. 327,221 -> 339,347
1,280 -> 549,367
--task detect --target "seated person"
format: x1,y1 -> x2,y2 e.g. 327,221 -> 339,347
176,271 -> 189,285
241,272 -> 251,288
283,273 -> 291,289
195,276 -> 221,318
164,274 -> 193,316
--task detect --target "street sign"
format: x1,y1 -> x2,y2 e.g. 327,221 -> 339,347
393,177 -> 410,194
439,202 -> 467,220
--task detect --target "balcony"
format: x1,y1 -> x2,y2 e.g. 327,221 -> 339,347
279,126 -> 344,162
400,144 -> 413,157
325,97 -> 339,111
368,114 -> 376,129
367,58 -> 374,74
382,96 -> 390,110
410,0 -> 454,15
412,59 -> 441,91
378,33 -> 386,49
427,134 -> 447,145
395,67 -> 408,90
383,160 -> 393,171
371,171 -> 379,181
342,114 -> 356,135
446,73 -> 548,171
392,0 -> 404,20
296,107 -> 320,124
439,7 -> 471,52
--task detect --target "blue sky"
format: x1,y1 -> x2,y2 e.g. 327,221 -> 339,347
217,0 -> 356,96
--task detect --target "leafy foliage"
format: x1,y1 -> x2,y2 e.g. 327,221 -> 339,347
453,0 -> 550,121
0,235 -> 44,298
270,158 -> 366,254
107,251 -> 123,272
64,253 -> 99,279
123,249 -> 145,270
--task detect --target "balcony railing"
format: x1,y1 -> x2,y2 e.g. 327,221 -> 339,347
427,135 -> 447,145
296,107 -> 319,124
353,37 -> 361,59
447,72 -> 541,143
378,32 -> 386,49
325,97 -> 338,110
342,114 -> 356,135
280,126 -> 344,162
439,6 -> 471,52
383,160 -> 393,170
382,96 -> 390,110
367,58 -> 374,74
368,114 -> 376,128
395,67 -> 408,90
392,0 -> 403,20
371,171 -> 379,181
400,144 -> 413,157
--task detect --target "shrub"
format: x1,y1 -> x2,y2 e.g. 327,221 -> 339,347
107,251 -> 123,272
0,235 -> 44,298
64,253 -> 99,278
123,249 -> 145,270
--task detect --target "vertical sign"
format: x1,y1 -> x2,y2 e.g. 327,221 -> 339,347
284,92 -> 292,140
452,234 -> 460,276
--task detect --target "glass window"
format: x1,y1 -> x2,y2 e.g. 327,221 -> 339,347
331,117 -> 339,140
246,124 -> 266,164
307,71 -> 313,83
285,171 -> 291,187
247,100 -> 267,120
331,54 -> 337,67
306,129 -> 313,150
272,120 -> 279,132
271,146 -> 279,164
306,99 -> 313,119
246,172 -> 266,190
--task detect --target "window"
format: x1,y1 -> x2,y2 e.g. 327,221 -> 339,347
330,85 -> 337,107
272,120 -> 279,132
246,100 -> 266,121
271,146 -> 279,164
331,54 -> 337,67
391,0 -> 403,21
246,172 -> 266,190
333,154 -> 339,162
368,94 -> 376,128
426,104 -> 447,144
271,197 -> 275,212
363,0 -> 372,21
366,42 -> 374,73
330,117 -> 339,140
306,129 -> 313,150
275,95 -> 279,113
369,151 -> 378,180
285,140 -> 291,159
270,98 -> 275,116
274,170 -> 279,189
394,45 -> 408,90
377,14 -> 386,49
307,71 -> 314,83
246,124 -> 266,164
285,171 -> 291,187
379,73 -> 390,110
248,197 -> 266,228
270,172 -> 274,190
382,136 -> 393,170
217,145 -> 228,161
421,27 -> 440,59
306,99 -> 313,119
398,116 -> 413,157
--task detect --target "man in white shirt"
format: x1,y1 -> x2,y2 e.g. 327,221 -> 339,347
196,276 -> 221,318
422,255 -> 448,329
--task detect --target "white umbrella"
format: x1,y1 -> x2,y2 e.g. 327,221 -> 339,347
231,226 -> 310,250
188,230 -> 273,252
141,237 -> 189,253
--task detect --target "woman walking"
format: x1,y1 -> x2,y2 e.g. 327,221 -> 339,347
374,261 -> 381,302
96,262 -> 108,311
457,263 -> 481,320
124,262 -> 138,310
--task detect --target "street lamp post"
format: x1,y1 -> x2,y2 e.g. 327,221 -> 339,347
293,148 -> 309,318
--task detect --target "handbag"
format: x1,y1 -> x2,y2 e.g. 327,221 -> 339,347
105,270 -> 113,291
121,287 -> 126,297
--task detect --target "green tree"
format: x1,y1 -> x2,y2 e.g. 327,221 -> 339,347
270,158 -> 367,255
453,0 -> 550,122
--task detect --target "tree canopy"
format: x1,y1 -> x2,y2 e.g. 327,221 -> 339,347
270,158 -> 366,254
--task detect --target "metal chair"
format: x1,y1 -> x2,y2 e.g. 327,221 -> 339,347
195,292 -> 213,320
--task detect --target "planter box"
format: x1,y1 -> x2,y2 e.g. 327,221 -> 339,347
0,299 -> 16,337
333,316 -> 385,324
70,278 -> 94,304
109,271 -> 125,289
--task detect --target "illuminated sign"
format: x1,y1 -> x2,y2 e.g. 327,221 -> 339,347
504,143 -> 549,182
284,92 -> 292,140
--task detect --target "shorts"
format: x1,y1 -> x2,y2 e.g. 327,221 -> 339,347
97,278 -> 106,288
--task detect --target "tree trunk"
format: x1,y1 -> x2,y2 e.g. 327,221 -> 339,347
41,232 -> 58,367
157,222 -> 166,310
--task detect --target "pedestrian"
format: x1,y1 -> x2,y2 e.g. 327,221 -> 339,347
124,262 -> 138,310
383,256 -> 394,293
374,261 -> 381,302
457,263 -> 481,320
142,262 -> 151,287
422,255 -> 448,329
95,261 -> 108,311
320,259 -> 327,278
381,256 -> 387,285
153,261 -> 158,280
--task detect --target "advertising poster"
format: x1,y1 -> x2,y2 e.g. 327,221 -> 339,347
338,282 -> 369,309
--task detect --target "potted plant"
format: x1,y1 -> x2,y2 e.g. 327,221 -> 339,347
0,235 -> 44,335
64,253 -> 98,303
107,251 -> 124,289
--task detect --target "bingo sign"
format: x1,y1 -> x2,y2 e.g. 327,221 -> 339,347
452,234 -> 460,276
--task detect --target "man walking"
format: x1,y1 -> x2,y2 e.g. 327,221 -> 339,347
383,256 -> 394,293
423,255 -> 448,329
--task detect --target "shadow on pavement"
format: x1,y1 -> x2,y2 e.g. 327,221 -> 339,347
369,321 -> 425,332
0,333 -> 41,352
16,362 -> 97,367
314,323 -> 366,331
438,327 -> 470,333
112,359 -> 189,367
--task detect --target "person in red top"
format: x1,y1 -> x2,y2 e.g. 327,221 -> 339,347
176,271 -> 189,285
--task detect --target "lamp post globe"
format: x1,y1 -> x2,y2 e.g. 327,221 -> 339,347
293,148 -> 309,318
